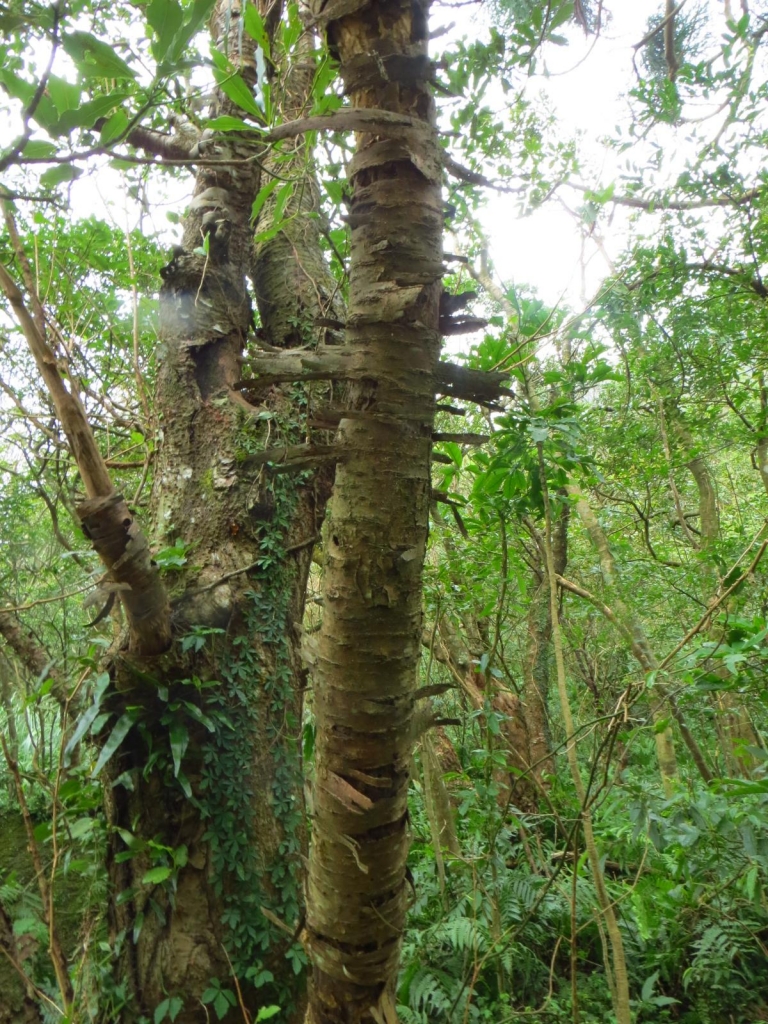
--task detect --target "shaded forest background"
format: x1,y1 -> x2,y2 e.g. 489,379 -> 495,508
1,0 -> 768,1022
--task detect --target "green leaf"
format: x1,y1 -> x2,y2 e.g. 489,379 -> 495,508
100,109 -> 129,146
40,164 -> 83,189
146,0 -> 184,62
168,720 -> 189,777
641,970 -> 659,1003
256,1006 -> 280,1021
206,115 -> 256,132
214,991 -> 233,1019
251,177 -> 280,222
57,92 -> 128,134
64,701 -> 102,765
46,75 -> 81,116
212,68 -> 263,119
142,865 -> 172,884
21,140 -> 58,159
91,712 -> 137,777
176,769 -> 192,799
243,5 -> 269,53
63,32 -> 137,79
181,702 -> 215,731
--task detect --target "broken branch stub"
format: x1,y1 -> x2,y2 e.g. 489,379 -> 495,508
78,494 -> 171,656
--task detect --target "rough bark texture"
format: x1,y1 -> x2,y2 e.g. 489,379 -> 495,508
99,2 -> 335,1019
304,0 -> 443,1019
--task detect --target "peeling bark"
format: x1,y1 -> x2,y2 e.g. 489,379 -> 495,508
304,0 -> 443,1018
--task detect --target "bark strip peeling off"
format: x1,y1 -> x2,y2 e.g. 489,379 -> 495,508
305,0 -> 443,1020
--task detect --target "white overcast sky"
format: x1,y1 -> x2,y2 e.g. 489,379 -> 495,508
470,0 -> 733,308
67,0 -> 734,314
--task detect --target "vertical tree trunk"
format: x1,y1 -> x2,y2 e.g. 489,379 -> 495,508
3,1 -> 340,1016
522,508 -> 568,796
304,0 -> 443,1018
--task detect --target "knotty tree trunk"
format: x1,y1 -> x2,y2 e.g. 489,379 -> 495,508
1,1 -> 338,1017
303,0 -> 444,1018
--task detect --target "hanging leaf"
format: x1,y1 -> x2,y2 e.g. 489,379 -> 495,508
100,109 -> 129,146
146,0 -> 184,62
40,164 -> 83,188
91,712 -> 137,777
62,32 -> 137,80
212,68 -> 263,119
168,719 -> 189,777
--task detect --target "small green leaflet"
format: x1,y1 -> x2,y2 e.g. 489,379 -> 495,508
154,995 -> 184,1023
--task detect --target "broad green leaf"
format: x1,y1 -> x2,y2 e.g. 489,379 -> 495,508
40,164 -> 83,188
146,0 -> 184,62
21,140 -> 58,158
170,0 -> 217,60
207,115 -> 255,132
57,91 -> 128,134
212,68 -> 263,119
142,865 -> 172,884
63,31 -> 137,80
46,75 -> 81,116
100,109 -> 129,146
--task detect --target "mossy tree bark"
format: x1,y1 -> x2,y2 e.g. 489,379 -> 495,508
303,0 -> 443,1019
2,0 -> 339,1018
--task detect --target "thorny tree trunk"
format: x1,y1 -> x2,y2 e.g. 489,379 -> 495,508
303,0 -> 444,1017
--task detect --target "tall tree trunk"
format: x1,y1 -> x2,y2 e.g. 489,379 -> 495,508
522,507 -> 569,798
304,0 -> 444,1018
2,1 -> 337,1017
105,6 -> 345,1014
